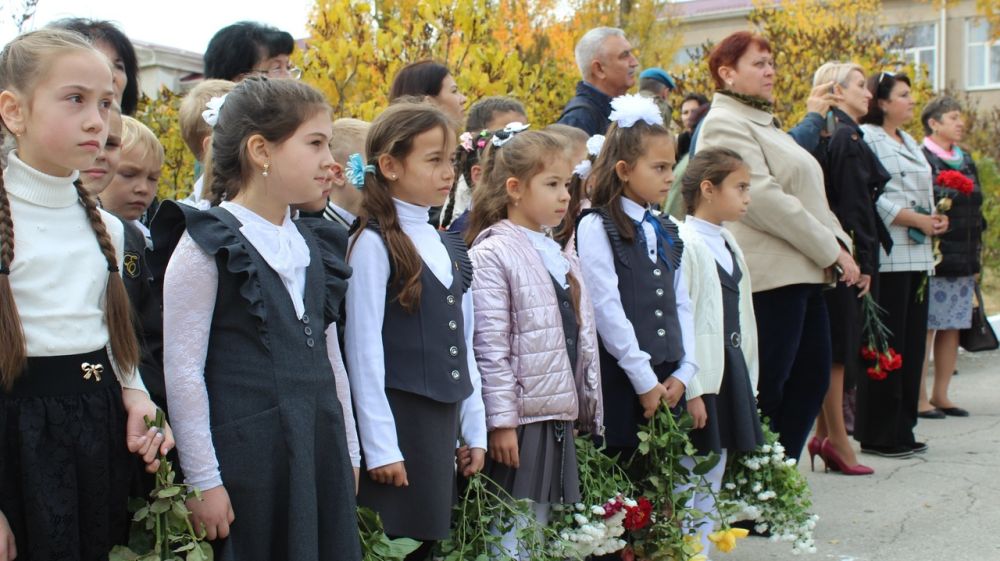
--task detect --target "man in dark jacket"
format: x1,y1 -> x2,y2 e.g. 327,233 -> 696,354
557,27 -> 638,136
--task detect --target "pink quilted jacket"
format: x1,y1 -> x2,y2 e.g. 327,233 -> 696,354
469,220 -> 603,434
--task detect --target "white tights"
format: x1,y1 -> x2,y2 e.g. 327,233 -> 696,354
679,448 -> 728,559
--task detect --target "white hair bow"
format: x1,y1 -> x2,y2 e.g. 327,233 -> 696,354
201,94 -> 228,128
608,94 -> 663,128
491,122 -> 531,147
586,134 -> 605,156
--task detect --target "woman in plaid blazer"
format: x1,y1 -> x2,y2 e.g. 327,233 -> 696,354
855,72 -> 948,458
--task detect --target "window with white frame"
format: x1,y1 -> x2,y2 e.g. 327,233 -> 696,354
887,23 -> 937,86
672,46 -> 698,68
967,19 -> 1000,88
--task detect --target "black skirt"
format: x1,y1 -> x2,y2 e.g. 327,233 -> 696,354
824,281 -> 865,388
688,345 -> 765,455
357,389 -> 460,541
0,348 -> 130,561
482,420 -> 581,504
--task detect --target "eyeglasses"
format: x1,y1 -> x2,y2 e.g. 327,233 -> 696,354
878,71 -> 896,84
251,65 -> 303,80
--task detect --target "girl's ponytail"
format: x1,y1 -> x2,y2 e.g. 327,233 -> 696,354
73,182 -> 140,381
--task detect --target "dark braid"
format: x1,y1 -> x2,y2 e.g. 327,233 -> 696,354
0,150 -> 27,390
73,182 -> 140,380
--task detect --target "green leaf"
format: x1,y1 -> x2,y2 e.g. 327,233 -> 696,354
157,486 -> 182,499
150,499 -> 171,514
693,455 -> 720,476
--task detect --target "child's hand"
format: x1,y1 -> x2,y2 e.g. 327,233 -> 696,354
187,486 -> 235,541
462,448 -> 486,477
488,428 -> 520,468
638,383 -> 669,418
122,388 -> 175,473
663,377 -> 686,409
687,396 -> 707,429
369,462 -> 408,487
0,509 -> 16,561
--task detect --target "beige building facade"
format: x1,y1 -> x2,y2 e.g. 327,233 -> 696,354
672,0 -> 1000,109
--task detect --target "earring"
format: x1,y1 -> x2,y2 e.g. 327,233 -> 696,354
262,163 -> 270,177
727,81 -> 733,87
390,174 -> 397,180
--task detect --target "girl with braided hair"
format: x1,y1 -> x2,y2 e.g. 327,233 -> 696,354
0,28 -> 172,561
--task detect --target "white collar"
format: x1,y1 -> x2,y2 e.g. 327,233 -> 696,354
393,198 -> 431,227
620,196 -> 648,221
220,201 -> 311,319
515,223 -> 570,288
3,151 -> 81,209
687,215 -> 724,238
329,202 -> 357,223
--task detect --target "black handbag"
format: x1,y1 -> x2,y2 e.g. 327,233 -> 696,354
959,282 -> 999,352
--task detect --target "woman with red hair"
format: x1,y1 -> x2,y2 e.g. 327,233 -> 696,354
694,32 -> 859,462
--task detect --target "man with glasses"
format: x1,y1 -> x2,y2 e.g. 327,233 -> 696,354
203,21 -> 300,82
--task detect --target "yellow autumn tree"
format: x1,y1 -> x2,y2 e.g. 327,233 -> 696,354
136,87 -> 197,200
298,0 -> 681,126
673,0 -> 933,128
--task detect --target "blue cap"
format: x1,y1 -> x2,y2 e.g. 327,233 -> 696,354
639,67 -> 676,90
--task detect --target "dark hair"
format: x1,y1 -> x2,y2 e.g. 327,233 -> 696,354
639,77 -> 669,95
203,21 -> 295,81
466,96 -> 526,133
589,121 -> 673,243
206,77 -> 329,205
0,28 -> 140,389
920,95 -> 963,136
708,31 -> 772,90
389,60 -> 451,100
355,103 -> 455,313
860,72 -> 911,126
682,93 -> 709,107
48,18 -> 140,115
681,147 -> 746,214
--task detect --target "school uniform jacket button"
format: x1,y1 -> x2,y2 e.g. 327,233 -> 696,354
562,300 -> 570,309
657,329 -> 666,337
450,370 -> 461,380
566,338 -> 575,347
301,314 -> 310,324
652,268 -> 662,277
304,326 -> 313,336
448,320 -> 458,330
446,295 -> 456,305
656,288 -> 664,297
654,309 -> 663,318
449,346 -> 459,357
306,338 -> 315,348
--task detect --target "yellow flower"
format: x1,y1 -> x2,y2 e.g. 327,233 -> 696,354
683,534 -> 704,554
708,527 -> 749,553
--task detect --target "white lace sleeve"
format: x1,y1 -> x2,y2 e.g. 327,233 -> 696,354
326,324 -> 361,467
162,232 -> 223,491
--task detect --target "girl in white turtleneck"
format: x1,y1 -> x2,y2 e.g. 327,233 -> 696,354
344,103 -> 486,560
677,147 -> 764,557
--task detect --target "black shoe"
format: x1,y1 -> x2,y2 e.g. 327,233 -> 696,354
861,444 -> 915,458
918,408 -> 946,419
908,441 -> 928,454
938,406 -> 970,417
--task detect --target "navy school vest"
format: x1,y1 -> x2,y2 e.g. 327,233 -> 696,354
368,223 -> 475,404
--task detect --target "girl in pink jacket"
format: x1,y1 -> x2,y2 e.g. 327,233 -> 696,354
465,126 -> 604,555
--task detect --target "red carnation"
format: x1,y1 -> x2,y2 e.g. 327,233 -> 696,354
885,348 -> 903,371
867,365 -> 887,381
602,497 -> 624,518
620,545 -> 636,561
860,346 -> 878,361
623,497 -> 653,531
936,170 -> 974,195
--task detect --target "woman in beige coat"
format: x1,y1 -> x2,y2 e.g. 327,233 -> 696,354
695,31 -> 859,461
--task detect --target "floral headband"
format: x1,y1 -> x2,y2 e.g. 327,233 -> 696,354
344,153 -> 374,188
608,94 -> 663,128
459,130 -> 491,153
201,94 -> 228,128
491,122 -> 531,147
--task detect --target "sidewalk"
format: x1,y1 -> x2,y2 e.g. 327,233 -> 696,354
732,347 -> 1000,561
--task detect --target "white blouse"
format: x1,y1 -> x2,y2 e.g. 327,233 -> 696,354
686,216 -> 733,274
345,198 -> 487,470
576,197 -> 698,394
162,205 -> 360,491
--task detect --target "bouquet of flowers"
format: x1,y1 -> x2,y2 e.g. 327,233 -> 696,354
934,169 -> 975,212
719,421 -> 818,555
859,293 -> 901,381
627,407 -> 726,561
